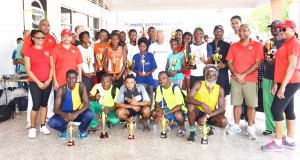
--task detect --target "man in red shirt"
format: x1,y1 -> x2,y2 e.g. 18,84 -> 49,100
225,24 -> 264,140
53,29 -> 83,90
21,19 -> 56,56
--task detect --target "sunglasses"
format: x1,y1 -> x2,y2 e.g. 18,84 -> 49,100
34,36 -> 45,40
279,28 -> 287,32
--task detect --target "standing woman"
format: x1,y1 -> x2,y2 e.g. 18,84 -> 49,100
181,32 -> 193,92
78,31 -> 95,93
261,20 -> 300,152
24,30 -> 54,139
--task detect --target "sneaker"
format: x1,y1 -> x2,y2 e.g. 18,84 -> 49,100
187,131 -> 196,143
77,132 -> 89,140
226,125 -> 241,135
261,141 -> 284,152
28,128 -> 37,139
177,130 -> 186,136
57,131 -> 69,141
282,136 -> 296,149
120,120 -> 126,123
208,129 -> 214,136
246,127 -> 257,140
167,123 -> 177,131
263,130 -> 274,136
40,126 -> 51,135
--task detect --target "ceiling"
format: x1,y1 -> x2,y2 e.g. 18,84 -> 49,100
110,0 -> 270,11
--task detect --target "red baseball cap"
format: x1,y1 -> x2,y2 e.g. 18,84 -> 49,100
61,29 -> 72,36
275,20 -> 296,29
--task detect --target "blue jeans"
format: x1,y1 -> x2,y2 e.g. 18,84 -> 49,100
48,110 -> 94,133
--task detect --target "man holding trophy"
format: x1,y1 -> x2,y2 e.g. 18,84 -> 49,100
124,29 -> 140,76
186,65 -> 227,143
151,71 -> 187,137
115,74 -> 151,133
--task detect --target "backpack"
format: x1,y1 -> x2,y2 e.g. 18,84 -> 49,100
159,84 -> 187,108
60,82 -> 84,109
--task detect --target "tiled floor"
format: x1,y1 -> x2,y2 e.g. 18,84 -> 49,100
0,91 -> 300,160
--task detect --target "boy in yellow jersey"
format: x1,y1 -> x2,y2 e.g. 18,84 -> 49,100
151,71 -> 187,136
48,70 -> 94,140
186,65 -> 228,143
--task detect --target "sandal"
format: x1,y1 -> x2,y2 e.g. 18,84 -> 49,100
88,128 -> 98,134
143,125 -> 150,132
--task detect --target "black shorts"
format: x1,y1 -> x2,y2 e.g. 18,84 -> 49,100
29,82 -> 52,111
195,108 -> 213,125
127,108 -> 141,118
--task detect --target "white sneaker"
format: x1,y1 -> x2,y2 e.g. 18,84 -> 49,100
246,126 -> 257,140
226,125 -> 241,135
28,128 -> 37,139
40,126 -> 51,135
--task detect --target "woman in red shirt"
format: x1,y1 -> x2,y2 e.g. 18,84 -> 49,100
25,30 -> 54,139
261,20 -> 300,152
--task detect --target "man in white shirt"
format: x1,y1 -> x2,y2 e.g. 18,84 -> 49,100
227,15 -> 242,44
148,30 -> 172,89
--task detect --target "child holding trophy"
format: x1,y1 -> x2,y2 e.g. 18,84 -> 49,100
166,39 -> 186,88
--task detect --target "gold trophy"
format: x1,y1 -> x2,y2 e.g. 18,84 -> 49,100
67,121 -> 75,146
99,111 -> 109,138
141,55 -> 146,75
96,54 -> 104,71
265,40 -> 274,60
189,53 -> 197,69
160,112 -> 168,138
127,116 -> 136,139
183,45 -> 189,66
212,47 -> 223,66
125,60 -> 135,75
200,121 -> 210,144
171,58 -> 179,71
86,55 -> 91,71
112,59 -> 117,77
171,29 -> 176,39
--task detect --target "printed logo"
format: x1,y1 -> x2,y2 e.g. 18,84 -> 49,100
49,39 -> 52,43
71,50 -> 75,53
248,46 -> 253,50
44,51 -> 49,57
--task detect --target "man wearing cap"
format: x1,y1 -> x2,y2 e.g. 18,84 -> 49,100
209,25 -> 231,96
53,29 -> 83,90
226,24 -> 264,140
186,64 -> 228,143
262,20 -> 285,136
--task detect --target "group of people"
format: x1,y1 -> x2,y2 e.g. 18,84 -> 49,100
12,14 -> 300,152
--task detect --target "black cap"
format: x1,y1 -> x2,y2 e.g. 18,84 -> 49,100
267,20 -> 282,27
214,25 -> 224,32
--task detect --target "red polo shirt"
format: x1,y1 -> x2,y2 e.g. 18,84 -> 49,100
274,36 -> 300,83
22,34 -> 56,55
24,47 -> 52,82
53,43 -> 83,87
226,39 -> 264,82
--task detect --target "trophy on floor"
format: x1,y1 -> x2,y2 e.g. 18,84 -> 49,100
99,111 -> 109,138
171,58 -> 179,71
96,54 -> 104,71
112,59 -> 117,77
212,47 -> 222,66
265,40 -> 274,60
67,121 -> 75,146
189,53 -> 197,69
141,55 -> 146,75
127,116 -> 136,139
160,112 -> 168,138
200,121 -> 210,144
125,60 -> 135,75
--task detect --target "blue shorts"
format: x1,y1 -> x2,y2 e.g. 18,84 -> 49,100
164,107 -> 187,124
153,80 -> 159,90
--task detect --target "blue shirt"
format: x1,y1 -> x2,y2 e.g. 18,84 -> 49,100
167,52 -> 184,80
12,49 -> 20,73
132,52 -> 157,86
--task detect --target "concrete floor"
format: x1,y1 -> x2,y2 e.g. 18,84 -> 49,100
0,91 -> 300,160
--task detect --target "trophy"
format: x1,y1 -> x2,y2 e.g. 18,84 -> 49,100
171,58 -> 179,71
127,116 -> 136,139
160,112 -> 168,138
125,60 -> 135,75
189,53 -> 197,69
265,40 -> 274,60
212,47 -> 223,66
183,45 -> 189,66
200,121 -> 210,144
86,55 -> 91,71
141,55 -> 146,75
99,111 -> 109,138
96,54 -> 104,71
112,59 -> 117,77
171,29 -> 176,39
67,121 -> 75,146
